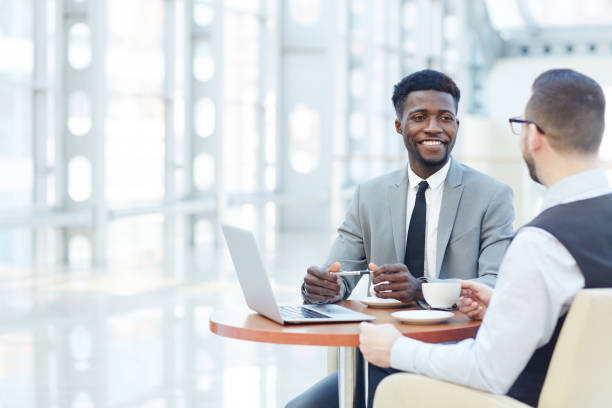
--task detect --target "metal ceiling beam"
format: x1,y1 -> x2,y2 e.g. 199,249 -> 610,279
469,0 -> 504,66
501,26 -> 612,57
515,0 -> 538,34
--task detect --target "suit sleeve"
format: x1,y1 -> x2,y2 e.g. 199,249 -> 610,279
325,184 -> 369,297
301,185 -> 369,304
474,184 -> 515,287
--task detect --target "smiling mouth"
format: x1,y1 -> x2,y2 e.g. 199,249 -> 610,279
419,140 -> 446,146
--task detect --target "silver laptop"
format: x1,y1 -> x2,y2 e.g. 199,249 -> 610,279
222,224 -> 376,325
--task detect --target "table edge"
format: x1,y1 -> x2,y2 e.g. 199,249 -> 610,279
209,316 -> 479,347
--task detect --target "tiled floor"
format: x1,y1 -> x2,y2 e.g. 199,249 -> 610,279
0,230 -> 338,408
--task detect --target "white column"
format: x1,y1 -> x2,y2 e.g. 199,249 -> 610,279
184,0 -> 224,246
164,0 -> 178,270
32,0 -> 49,264
90,0 -> 108,265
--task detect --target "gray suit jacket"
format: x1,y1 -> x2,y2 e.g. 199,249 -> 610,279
324,157 -> 515,297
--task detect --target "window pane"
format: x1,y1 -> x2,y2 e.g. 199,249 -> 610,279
106,0 -> 166,206
107,0 -> 165,93
0,82 -> 32,209
224,12 -> 259,103
0,1 -> 33,77
105,97 -> 165,204
289,104 -> 320,174
224,104 -> 259,192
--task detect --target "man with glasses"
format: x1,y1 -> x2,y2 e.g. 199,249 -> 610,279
287,69 -> 515,407
359,68 -> 612,406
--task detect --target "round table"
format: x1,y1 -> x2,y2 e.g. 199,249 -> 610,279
210,300 -> 480,408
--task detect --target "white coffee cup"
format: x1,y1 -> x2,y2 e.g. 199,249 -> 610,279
422,282 -> 461,309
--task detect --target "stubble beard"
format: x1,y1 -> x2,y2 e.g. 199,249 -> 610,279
412,141 -> 453,169
522,150 -> 541,184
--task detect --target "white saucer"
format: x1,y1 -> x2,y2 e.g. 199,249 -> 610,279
359,297 -> 411,308
391,310 -> 454,324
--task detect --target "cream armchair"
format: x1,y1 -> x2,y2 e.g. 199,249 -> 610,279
373,288 -> 612,408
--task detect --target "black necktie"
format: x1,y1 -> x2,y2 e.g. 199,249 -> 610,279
405,180 -> 428,278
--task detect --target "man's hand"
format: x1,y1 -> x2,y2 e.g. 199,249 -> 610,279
359,322 -> 401,367
369,263 -> 420,303
457,280 -> 493,321
303,262 -> 342,303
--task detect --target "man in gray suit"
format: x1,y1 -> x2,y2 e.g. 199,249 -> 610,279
287,69 -> 515,407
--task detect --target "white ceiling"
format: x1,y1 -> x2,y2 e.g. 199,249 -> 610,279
486,0 -> 612,31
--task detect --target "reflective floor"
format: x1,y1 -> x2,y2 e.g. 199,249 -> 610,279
0,230 -> 336,408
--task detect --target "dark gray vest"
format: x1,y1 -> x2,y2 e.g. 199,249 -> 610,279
507,193 -> 612,406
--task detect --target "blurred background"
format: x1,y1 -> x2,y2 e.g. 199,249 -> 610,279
1,0 -> 612,407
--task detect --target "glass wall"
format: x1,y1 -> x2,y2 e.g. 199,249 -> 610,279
0,1 -> 35,264
2,0 -> 612,265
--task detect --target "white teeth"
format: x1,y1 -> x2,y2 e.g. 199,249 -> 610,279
422,140 -> 442,146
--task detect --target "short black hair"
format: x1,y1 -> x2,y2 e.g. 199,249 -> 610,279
526,69 -> 605,154
392,69 -> 461,116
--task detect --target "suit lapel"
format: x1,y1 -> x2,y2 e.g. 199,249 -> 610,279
388,166 -> 409,263
436,158 -> 464,277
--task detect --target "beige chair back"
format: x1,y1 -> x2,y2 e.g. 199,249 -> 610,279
538,288 -> 612,407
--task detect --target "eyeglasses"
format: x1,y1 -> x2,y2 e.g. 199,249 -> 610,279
508,117 -> 546,135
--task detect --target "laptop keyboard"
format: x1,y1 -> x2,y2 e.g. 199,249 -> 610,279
280,305 -> 331,319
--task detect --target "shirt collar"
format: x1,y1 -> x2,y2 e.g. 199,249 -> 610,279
541,168 -> 611,211
407,159 -> 451,190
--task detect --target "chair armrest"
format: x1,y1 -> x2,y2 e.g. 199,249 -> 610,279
373,373 -> 531,408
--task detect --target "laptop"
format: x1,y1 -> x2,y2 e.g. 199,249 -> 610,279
222,224 -> 376,325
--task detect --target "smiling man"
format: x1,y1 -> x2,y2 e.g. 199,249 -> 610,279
286,70 -> 516,407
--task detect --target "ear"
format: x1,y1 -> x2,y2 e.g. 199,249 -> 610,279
528,123 -> 544,152
394,118 -> 402,135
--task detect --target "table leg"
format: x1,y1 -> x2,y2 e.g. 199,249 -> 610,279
364,357 -> 369,408
338,346 -> 356,408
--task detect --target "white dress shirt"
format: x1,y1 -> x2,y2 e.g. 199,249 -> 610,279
406,160 -> 450,279
390,168 -> 611,394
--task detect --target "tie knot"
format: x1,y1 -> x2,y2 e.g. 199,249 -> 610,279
417,180 -> 429,196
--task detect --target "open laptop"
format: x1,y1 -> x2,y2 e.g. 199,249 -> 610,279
222,224 -> 376,325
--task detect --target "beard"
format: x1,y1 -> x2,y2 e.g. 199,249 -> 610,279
415,150 -> 450,167
409,139 -> 454,169
520,132 -> 542,184
522,149 -> 541,184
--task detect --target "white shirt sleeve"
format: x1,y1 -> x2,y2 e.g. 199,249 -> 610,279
389,227 -> 585,394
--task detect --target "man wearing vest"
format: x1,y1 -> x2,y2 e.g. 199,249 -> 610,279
359,68 -> 612,406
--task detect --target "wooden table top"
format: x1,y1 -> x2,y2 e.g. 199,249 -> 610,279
209,300 -> 480,347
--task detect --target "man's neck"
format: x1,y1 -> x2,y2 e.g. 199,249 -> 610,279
410,159 -> 449,180
541,155 -> 600,188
